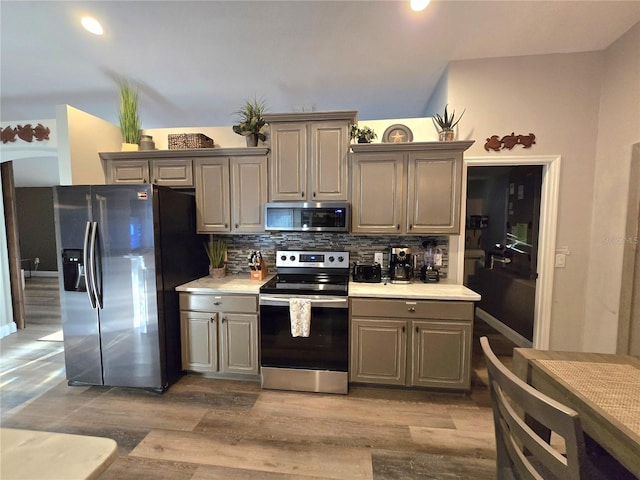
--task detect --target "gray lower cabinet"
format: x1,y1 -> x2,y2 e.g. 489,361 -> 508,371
179,293 -> 259,376
350,298 -> 473,389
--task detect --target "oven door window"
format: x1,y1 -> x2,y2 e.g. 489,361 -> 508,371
260,304 -> 348,371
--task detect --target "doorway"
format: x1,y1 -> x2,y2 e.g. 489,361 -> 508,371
459,155 -> 561,350
465,165 -> 542,347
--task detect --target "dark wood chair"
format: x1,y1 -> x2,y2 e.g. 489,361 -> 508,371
480,336 -> 635,480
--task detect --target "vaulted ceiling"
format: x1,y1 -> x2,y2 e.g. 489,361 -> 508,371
2,1 -> 639,128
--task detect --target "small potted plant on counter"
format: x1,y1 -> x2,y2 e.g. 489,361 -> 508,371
204,236 -> 227,279
350,125 -> 377,143
232,97 -> 267,147
118,81 -> 141,150
432,104 -> 465,141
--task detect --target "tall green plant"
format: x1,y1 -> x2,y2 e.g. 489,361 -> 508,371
204,236 -> 226,268
118,82 -> 141,144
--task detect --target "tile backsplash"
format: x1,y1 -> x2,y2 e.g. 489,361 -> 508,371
209,233 -> 449,279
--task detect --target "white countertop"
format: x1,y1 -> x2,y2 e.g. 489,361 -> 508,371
0,428 -> 117,480
348,280 -> 481,301
176,275 -> 480,301
176,274 -> 274,294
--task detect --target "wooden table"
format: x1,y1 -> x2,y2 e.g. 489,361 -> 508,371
0,428 -> 117,479
512,349 -> 640,478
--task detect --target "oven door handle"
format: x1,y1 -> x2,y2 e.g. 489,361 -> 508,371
259,296 -> 348,308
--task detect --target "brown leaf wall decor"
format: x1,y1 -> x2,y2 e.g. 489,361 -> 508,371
1,123 -> 51,144
484,133 -> 536,151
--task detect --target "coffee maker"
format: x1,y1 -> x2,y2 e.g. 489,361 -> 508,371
389,247 -> 413,284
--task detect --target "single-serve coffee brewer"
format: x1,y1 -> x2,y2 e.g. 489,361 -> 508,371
389,247 -> 413,284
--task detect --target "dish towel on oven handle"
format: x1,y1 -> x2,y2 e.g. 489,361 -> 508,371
289,298 -> 311,337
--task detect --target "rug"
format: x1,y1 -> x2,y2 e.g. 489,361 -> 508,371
38,329 -> 63,342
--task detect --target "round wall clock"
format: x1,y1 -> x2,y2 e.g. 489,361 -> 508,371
382,124 -> 413,143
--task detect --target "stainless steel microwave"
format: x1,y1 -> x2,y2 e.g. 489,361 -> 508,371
264,202 -> 350,232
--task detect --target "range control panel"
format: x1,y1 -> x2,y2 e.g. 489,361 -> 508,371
275,250 -> 350,269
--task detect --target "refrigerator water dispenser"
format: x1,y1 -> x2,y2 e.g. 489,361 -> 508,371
62,248 -> 86,292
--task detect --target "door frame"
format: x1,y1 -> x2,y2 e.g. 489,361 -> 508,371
455,154 -> 561,349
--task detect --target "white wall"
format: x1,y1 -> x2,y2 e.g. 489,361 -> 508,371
584,22 -> 640,352
424,67 -> 450,119
57,105 -> 121,185
447,51 -> 605,351
0,118 -> 59,187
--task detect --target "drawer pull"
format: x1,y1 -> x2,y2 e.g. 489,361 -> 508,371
408,307 -> 415,312
213,302 -> 221,306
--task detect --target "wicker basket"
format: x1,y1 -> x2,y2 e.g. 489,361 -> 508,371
168,133 -> 214,149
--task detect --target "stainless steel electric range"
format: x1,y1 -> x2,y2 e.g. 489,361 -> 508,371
259,250 -> 350,394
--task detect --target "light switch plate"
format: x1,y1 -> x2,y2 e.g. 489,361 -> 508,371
374,252 -> 383,265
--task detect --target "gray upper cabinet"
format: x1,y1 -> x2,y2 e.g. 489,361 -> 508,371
351,152 -> 404,234
268,121 -> 307,200
194,148 -> 269,234
230,155 -> 268,233
100,151 -> 194,187
351,141 -> 473,235
264,111 -> 357,201
195,157 -> 230,232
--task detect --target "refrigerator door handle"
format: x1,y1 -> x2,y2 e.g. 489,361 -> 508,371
89,221 -> 103,309
83,221 -> 97,309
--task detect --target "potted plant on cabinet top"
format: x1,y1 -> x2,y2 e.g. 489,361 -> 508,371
232,97 -> 267,147
432,104 -> 465,141
118,82 -> 141,151
350,125 -> 377,143
204,236 -> 227,279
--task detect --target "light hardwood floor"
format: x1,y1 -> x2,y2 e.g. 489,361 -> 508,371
1,277 -> 512,479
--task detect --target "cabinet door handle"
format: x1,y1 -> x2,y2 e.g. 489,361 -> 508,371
396,224 -> 400,230
408,307 -> 415,312
402,325 -> 405,333
224,223 -> 228,228
301,192 -> 305,198
235,224 -> 239,229
313,192 -> 316,198
415,326 -> 419,333
221,317 -> 226,323
210,317 -> 215,323
409,224 -> 413,230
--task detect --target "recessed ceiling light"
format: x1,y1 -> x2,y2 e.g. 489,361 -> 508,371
410,0 -> 430,12
81,17 -> 104,35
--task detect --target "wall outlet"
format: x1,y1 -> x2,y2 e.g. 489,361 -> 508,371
555,253 -> 566,268
374,252 -> 383,265
34,257 -> 40,265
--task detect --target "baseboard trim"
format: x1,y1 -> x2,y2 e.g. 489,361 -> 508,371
30,271 -> 58,278
0,321 -> 17,339
476,307 -> 533,348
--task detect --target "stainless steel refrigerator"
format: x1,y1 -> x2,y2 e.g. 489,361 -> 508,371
53,184 -> 207,391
